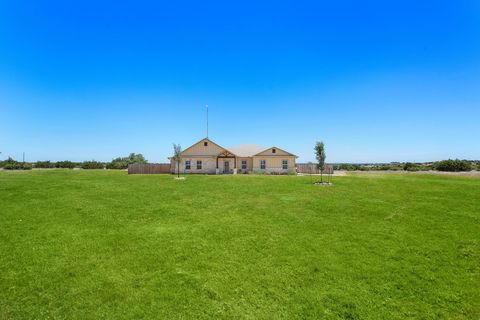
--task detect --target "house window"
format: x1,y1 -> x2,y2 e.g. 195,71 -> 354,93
196,160 -> 202,170
241,160 -> 247,170
272,148 -> 276,153
185,160 -> 191,170
204,141 -> 208,146
260,160 -> 266,170
282,160 -> 288,170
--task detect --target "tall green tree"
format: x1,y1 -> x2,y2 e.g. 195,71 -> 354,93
106,153 -> 147,169
314,141 -> 326,183
172,144 -> 182,178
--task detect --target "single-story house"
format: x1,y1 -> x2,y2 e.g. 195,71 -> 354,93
170,138 -> 297,174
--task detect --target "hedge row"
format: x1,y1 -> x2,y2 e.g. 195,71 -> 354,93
1,153 -> 148,170
331,159 -> 479,172
2,156 -> 479,172
3,162 -> 32,170
0,157 -> 32,170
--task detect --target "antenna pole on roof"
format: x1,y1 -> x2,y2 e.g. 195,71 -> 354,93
206,104 -> 209,139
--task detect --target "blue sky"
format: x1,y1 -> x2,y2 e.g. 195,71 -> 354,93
0,0 -> 479,163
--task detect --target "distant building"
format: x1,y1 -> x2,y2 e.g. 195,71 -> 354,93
170,138 -> 297,174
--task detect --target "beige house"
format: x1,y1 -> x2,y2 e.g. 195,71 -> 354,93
170,138 -> 297,174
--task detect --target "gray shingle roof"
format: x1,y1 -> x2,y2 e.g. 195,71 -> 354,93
227,144 -> 266,157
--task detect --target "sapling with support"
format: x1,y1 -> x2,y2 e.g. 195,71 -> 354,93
172,143 -> 182,178
325,165 -> 334,184
314,141 -> 326,183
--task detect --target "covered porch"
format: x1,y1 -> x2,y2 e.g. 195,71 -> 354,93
216,150 -> 237,174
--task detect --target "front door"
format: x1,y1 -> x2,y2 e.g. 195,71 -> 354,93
224,161 -> 230,174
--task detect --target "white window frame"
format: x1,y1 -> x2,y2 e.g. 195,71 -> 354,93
196,160 -> 202,170
282,160 -> 288,170
260,160 -> 266,170
241,160 -> 247,170
185,160 -> 191,170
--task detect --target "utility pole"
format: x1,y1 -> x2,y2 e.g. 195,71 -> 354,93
23,152 -> 25,163
206,104 -> 209,138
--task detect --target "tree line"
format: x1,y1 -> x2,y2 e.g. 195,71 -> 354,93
311,142 -> 479,174
0,153 -> 148,170
330,159 -> 480,172
2,152 -> 479,173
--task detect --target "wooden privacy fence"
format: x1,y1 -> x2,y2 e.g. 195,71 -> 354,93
297,164 -> 334,174
128,163 -> 171,174
297,163 -> 320,174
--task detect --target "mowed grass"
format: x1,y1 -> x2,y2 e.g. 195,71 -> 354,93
0,170 -> 479,319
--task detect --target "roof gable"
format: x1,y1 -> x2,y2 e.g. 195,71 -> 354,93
254,146 -> 296,157
176,139 -> 296,158
218,150 -> 236,157
180,138 -> 229,156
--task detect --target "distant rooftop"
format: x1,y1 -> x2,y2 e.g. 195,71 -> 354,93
227,144 -> 266,157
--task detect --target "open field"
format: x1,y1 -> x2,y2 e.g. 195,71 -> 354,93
1,171 -> 479,319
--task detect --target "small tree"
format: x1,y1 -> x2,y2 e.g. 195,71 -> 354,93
106,153 -> 148,169
81,160 -> 105,169
434,159 -> 473,172
314,141 -> 326,183
403,162 -> 415,171
56,160 -> 76,169
172,144 -> 182,178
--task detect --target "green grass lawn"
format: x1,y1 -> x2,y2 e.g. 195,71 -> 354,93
0,170 -> 479,319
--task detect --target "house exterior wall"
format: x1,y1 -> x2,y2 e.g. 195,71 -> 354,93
218,158 -> 236,173
236,157 -> 253,173
252,155 -> 296,174
181,139 -> 226,156
172,156 -> 217,174
255,147 -> 291,156
170,138 -> 296,175
172,155 -> 295,174
171,138 -> 228,174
